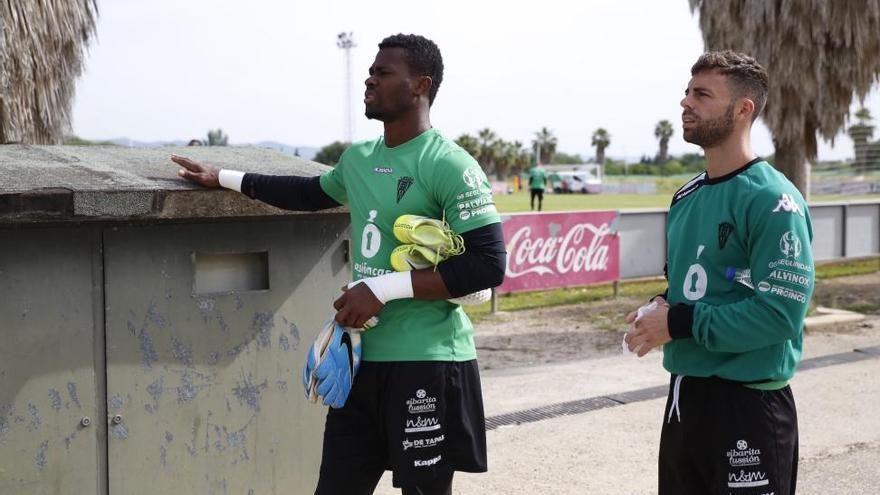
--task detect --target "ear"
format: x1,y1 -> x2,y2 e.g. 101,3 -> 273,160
414,75 -> 433,100
738,97 -> 756,122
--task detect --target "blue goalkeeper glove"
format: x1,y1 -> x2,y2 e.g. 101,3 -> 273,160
303,320 -> 362,408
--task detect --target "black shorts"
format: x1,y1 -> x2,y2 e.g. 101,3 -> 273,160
530,188 -> 544,201
315,360 -> 487,494
659,374 -> 798,495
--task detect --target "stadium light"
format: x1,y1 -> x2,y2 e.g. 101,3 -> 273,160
337,32 -> 356,144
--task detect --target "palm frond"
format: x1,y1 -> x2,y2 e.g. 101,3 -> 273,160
1,0 -> 98,144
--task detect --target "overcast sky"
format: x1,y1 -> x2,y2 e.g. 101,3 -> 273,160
72,0 -> 879,161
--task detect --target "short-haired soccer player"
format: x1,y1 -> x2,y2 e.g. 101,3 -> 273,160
173,34 -> 505,495
624,50 -> 814,495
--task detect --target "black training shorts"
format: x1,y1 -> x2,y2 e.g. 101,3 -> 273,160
315,360 -> 487,494
659,374 -> 798,495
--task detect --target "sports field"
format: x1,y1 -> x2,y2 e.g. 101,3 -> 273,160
493,190 -> 879,213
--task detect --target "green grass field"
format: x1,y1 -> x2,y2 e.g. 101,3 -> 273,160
494,190 -> 878,213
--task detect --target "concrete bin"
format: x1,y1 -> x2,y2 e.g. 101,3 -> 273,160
0,146 -> 348,494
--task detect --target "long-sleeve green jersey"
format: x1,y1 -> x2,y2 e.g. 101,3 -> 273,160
663,159 -> 814,384
320,128 -> 500,362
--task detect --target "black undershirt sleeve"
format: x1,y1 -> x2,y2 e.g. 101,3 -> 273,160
241,173 -> 341,211
437,222 -> 507,298
659,261 -> 695,339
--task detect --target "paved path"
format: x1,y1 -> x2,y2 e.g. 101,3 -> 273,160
374,320 -> 880,494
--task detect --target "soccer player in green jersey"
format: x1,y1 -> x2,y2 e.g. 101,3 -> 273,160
624,51 -> 813,495
172,34 -> 506,495
526,165 -> 547,211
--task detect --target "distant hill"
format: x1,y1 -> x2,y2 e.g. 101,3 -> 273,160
103,137 -> 318,160
252,141 -> 318,160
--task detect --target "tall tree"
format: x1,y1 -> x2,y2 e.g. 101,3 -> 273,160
206,129 -> 229,146
476,128 -> 499,175
314,141 -> 350,166
591,128 -> 611,164
689,0 -> 880,198
455,134 -> 480,160
1,1 -> 98,144
848,107 -> 874,173
654,120 -> 674,164
510,140 -> 530,177
532,127 -> 558,164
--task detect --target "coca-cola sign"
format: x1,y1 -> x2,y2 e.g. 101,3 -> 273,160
498,211 -> 620,293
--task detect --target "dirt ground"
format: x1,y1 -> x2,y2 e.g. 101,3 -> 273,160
474,272 -> 880,370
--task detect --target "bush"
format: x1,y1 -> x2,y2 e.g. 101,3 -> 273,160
660,160 -> 685,176
629,163 -> 656,175
605,163 -> 624,175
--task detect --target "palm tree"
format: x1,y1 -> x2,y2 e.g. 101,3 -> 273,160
509,140 -> 530,177
455,134 -> 480,160
591,128 -> 611,164
848,107 -> 874,173
654,120 -> 674,164
476,128 -> 499,175
532,127 -> 558,164
1,1 -> 98,144
689,0 -> 880,198
855,107 -> 873,127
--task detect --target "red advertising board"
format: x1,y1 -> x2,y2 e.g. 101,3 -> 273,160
498,210 -> 620,294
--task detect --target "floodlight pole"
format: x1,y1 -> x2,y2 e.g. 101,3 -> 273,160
337,32 -> 356,143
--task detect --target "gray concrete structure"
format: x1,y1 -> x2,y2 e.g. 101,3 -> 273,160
0,145 -> 348,494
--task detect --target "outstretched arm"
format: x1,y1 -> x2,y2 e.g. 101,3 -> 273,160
171,155 -> 341,211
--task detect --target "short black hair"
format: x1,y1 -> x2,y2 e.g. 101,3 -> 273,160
691,50 -> 769,122
378,34 -> 444,105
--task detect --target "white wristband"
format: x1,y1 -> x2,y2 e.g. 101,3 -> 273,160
218,169 -> 246,192
352,272 -> 414,304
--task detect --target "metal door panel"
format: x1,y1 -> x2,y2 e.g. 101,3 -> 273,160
103,217 -> 349,494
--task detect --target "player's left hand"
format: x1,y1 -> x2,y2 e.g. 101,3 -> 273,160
624,302 -> 671,357
333,282 -> 383,328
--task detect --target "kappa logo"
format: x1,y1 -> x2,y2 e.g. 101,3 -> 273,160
718,222 -> 734,250
779,231 -> 802,259
413,454 -> 441,467
772,193 -> 805,217
373,166 -> 394,174
397,176 -> 414,203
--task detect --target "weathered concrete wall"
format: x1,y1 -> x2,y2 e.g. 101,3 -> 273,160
0,146 -> 351,494
0,145 -> 345,223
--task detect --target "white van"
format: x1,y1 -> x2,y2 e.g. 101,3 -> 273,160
550,164 -> 602,194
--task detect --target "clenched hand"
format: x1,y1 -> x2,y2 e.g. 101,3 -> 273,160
333,282 -> 383,328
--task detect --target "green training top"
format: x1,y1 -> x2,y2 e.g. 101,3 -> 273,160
663,159 -> 814,384
528,166 -> 547,190
320,128 -> 500,362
